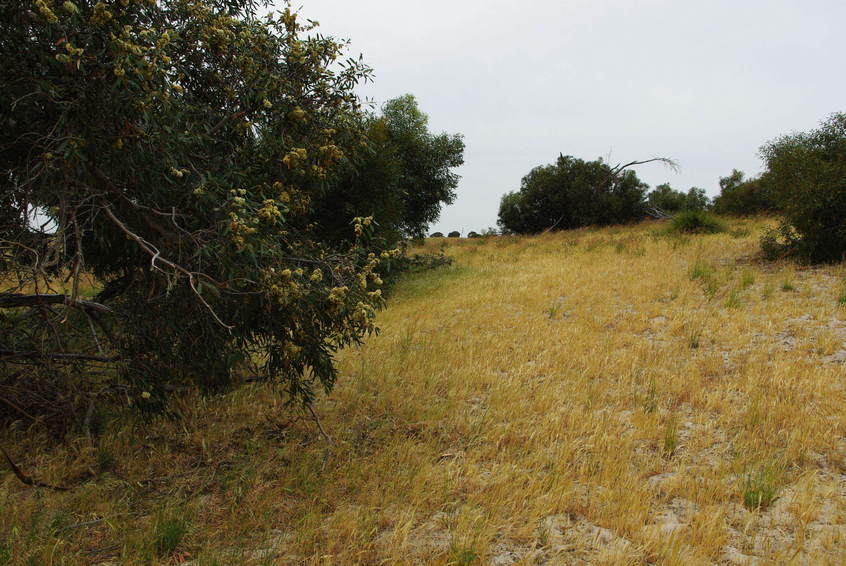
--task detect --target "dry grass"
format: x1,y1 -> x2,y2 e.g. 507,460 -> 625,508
4,218 -> 846,565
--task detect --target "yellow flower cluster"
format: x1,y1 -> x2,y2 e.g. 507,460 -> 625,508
318,144 -> 344,166
282,148 -> 307,169
327,286 -> 348,305
352,216 -> 373,236
90,1 -> 113,25
257,199 -> 282,223
34,0 -> 58,23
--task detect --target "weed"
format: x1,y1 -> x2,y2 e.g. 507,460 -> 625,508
544,302 -> 560,319
686,323 -> 704,349
740,270 -> 755,289
644,378 -> 658,414
781,280 -> 797,292
761,283 -> 774,300
662,416 -> 678,457
150,509 -> 187,559
838,285 -> 846,307
97,446 -> 117,473
742,465 -> 781,510
688,261 -> 714,281
668,210 -> 727,234
725,289 -> 742,309
449,548 -> 479,566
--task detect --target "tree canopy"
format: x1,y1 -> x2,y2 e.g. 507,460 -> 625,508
312,94 -> 464,244
758,112 -> 846,261
0,0 -> 394,424
497,155 -> 650,234
646,183 -> 710,214
711,169 -> 776,216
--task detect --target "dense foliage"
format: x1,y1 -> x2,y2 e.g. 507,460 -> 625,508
711,169 -> 776,216
312,94 -> 464,244
758,113 -> 846,262
0,0 -> 394,425
667,210 -> 726,234
646,183 -> 709,214
497,155 -> 649,234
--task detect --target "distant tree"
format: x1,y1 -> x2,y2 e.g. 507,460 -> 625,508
0,0 -> 388,425
646,183 -> 687,213
712,169 -> 776,216
429,232 -> 444,238
685,187 -> 710,211
646,184 -> 709,214
467,231 -> 481,238
497,155 -> 664,234
312,95 -> 464,244
448,231 -> 461,238
759,112 -> 846,262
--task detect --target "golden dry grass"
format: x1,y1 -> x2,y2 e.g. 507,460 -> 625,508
4,217 -> 846,565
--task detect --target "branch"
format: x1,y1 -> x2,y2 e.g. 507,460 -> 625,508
0,293 -> 111,314
101,204 -> 234,330
609,157 -> 679,177
0,349 -> 119,363
0,443 -> 69,491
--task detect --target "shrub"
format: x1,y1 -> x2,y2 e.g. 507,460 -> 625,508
712,169 -> 777,216
448,231 -> 461,238
429,232 -> 444,238
497,155 -> 669,233
467,231 -> 481,238
760,112 -> 846,262
0,0 -> 387,426
668,210 -> 726,234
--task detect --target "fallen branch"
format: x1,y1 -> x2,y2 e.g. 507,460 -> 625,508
0,443 -> 69,490
0,293 -> 111,314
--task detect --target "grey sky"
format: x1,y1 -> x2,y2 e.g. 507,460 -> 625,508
291,0 -> 845,234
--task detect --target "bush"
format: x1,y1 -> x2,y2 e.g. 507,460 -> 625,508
429,232 -> 444,238
467,231 -> 481,238
647,184 -> 710,214
498,155 -> 657,234
0,0 -> 388,426
759,112 -> 846,262
448,231 -> 461,238
668,211 -> 726,234
712,169 -> 777,216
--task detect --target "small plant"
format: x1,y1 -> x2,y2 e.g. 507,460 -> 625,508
668,210 -> 726,235
761,283 -> 774,300
742,465 -> 781,510
740,269 -> 755,289
544,303 -> 561,319
688,260 -> 715,281
662,416 -> 679,457
686,323 -> 704,349
449,548 -> 479,566
725,288 -> 742,309
781,280 -> 797,292
150,509 -> 187,558
838,285 -> 846,307
644,378 -> 658,414
97,447 -> 117,473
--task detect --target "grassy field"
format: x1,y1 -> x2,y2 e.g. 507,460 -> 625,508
4,218 -> 846,565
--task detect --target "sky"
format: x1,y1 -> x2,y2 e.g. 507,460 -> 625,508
282,0 -> 846,234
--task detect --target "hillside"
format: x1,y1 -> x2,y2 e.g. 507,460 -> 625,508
4,218 -> 846,565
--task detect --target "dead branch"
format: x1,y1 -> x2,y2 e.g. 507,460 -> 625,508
0,293 -> 111,314
0,443 -> 69,490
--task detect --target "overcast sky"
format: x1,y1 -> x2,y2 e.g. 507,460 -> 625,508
285,0 -> 845,234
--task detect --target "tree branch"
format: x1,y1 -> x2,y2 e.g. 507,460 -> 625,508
0,293 -> 111,314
